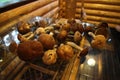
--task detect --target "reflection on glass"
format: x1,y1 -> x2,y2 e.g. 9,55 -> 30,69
10,30 -> 19,44
3,29 -> 19,47
87,58 -> 96,67
0,37 -> 6,63
3,34 -> 10,47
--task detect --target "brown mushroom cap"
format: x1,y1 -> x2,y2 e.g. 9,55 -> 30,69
62,23 -> 71,31
9,41 -> 18,53
57,30 -> 68,41
79,47 -> 88,57
17,21 -> 31,35
74,31 -> 82,44
17,40 -> 43,61
91,35 -> 106,49
57,44 -> 74,60
70,23 -> 84,33
38,34 -> 55,50
42,49 -> 57,65
95,27 -> 109,39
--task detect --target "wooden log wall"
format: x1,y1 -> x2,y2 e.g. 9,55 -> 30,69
59,0 -> 120,28
0,0 -> 59,34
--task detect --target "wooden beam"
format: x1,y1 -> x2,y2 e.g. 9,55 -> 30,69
65,0 -> 76,19
77,0 -> 120,5
75,14 -> 120,24
0,0 -> 56,24
75,14 -> 119,28
76,9 -> 120,19
76,2 -> 120,12
0,1 -> 58,34
86,15 -> 120,24
85,20 -> 118,28
43,7 -> 59,18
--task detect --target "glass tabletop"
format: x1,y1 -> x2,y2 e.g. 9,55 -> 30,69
76,32 -> 120,80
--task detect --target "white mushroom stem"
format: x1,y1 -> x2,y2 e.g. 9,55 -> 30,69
66,41 -> 88,57
66,42 -> 83,51
44,26 -> 54,31
88,32 -> 95,38
26,33 -> 35,40
22,32 -> 33,37
34,26 -> 54,35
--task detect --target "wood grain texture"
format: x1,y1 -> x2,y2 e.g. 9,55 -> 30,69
0,1 -> 58,34
75,0 -> 120,28
76,9 -> 120,19
77,0 -> 120,5
0,0 -> 56,24
43,7 -> 59,18
77,2 -> 120,12
65,0 -> 76,19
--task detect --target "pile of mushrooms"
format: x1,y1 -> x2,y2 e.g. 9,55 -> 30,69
15,18 -> 90,65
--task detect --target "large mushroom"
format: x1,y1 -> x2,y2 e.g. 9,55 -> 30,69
66,42 -> 88,57
42,49 -> 57,65
9,41 -> 18,54
17,21 -> 31,35
88,32 -> 106,49
56,44 -> 74,60
74,31 -> 82,44
57,29 -> 68,41
17,40 -> 43,61
38,33 -> 55,50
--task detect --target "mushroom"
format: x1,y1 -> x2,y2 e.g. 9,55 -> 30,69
38,33 -> 55,50
9,41 -> 18,53
22,32 -> 33,37
66,41 -> 88,57
17,34 -> 28,42
56,44 -> 74,60
74,31 -> 82,44
62,23 -> 71,31
56,29 -> 68,41
17,40 -> 43,61
17,21 -> 31,35
34,26 -> 54,35
42,48 -> 57,65
88,32 -> 106,49
17,32 -> 35,43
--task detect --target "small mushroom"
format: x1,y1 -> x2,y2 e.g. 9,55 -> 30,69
66,42 -> 88,57
88,32 -> 106,49
57,29 -> 68,41
17,32 -> 35,43
74,31 -> 82,44
42,49 -> 57,65
35,26 -> 54,35
56,44 -> 74,60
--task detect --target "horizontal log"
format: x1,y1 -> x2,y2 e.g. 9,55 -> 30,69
75,14 -> 120,27
0,1 -> 58,34
76,0 -> 120,5
75,14 -> 81,18
77,2 -> 120,12
0,0 -> 56,24
76,9 -> 120,19
76,2 -> 82,8
76,16 -> 118,28
43,7 -> 59,18
84,20 -> 118,28
86,15 -> 120,24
